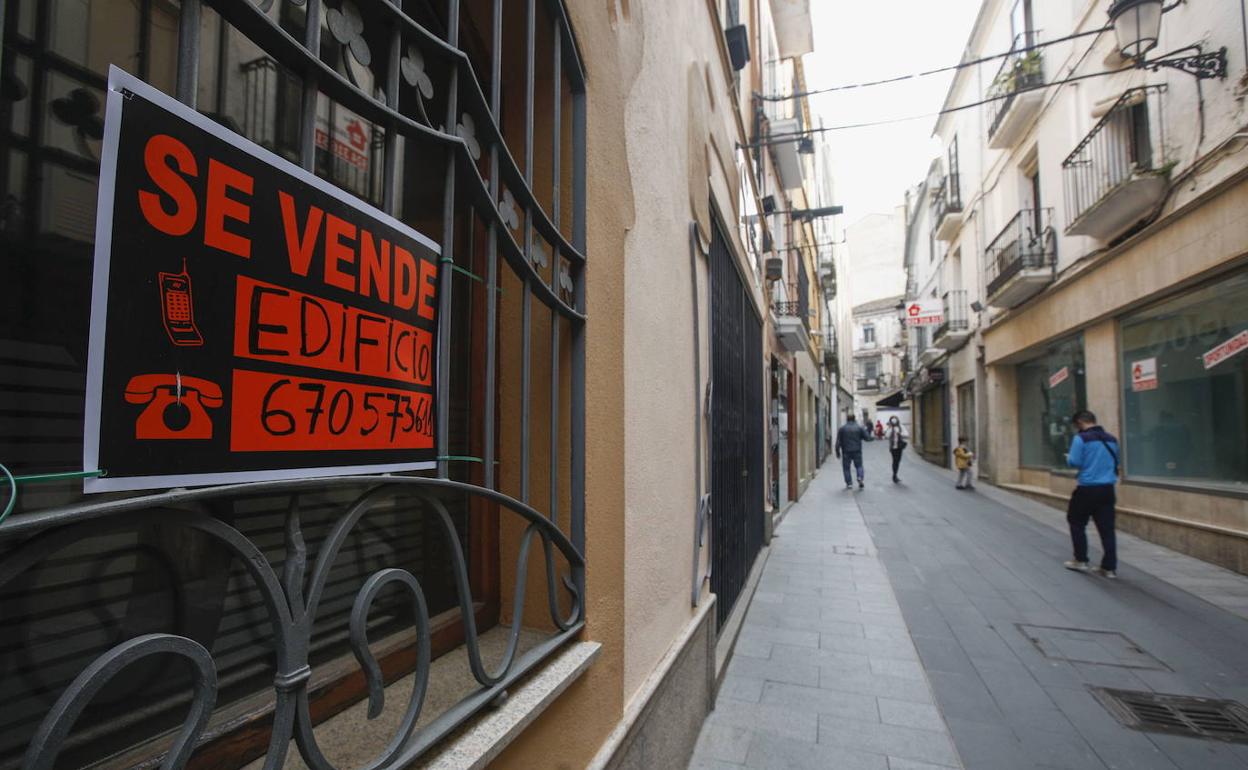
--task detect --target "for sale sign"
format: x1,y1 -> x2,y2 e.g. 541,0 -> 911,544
1203,330 -> 1248,370
904,298 -> 944,326
1048,366 -> 1070,389
1130,357 -> 1158,392
83,68 -> 440,492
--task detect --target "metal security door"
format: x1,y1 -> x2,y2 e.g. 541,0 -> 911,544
709,218 -> 764,630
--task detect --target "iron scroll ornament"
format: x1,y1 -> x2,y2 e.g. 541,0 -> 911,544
1,476 -> 584,769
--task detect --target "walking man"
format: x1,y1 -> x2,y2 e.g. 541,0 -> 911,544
1064,410 -> 1120,578
835,414 -> 872,490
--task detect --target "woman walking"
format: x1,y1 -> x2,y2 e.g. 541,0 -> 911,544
885,416 -> 908,483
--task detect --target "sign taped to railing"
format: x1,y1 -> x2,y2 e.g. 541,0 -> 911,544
83,68 -> 440,492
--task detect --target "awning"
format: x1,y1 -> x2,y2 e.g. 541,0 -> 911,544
875,390 -> 906,408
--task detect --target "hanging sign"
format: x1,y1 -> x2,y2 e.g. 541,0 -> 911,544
1048,366 -> 1070,389
83,68 -> 440,492
1203,330 -> 1248,370
1130,357 -> 1158,392
904,298 -> 944,326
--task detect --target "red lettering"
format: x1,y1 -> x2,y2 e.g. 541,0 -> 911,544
138,134 -> 198,236
324,214 -> 357,293
279,192 -> 323,277
204,159 -> 253,257
394,247 -> 417,311
359,230 -> 391,304
417,258 -> 438,321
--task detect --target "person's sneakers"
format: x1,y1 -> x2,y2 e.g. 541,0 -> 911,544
892,475 -> 899,483
858,480 -> 865,489
1094,567 -> 1118,579
846,484 -> 854,490
1063,560 -> 1091,572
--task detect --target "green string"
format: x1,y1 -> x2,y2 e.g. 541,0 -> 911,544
438,258 -> 503,293
0,467 -> 108,526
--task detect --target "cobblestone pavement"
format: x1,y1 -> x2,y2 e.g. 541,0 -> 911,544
690,442 -> 1248,770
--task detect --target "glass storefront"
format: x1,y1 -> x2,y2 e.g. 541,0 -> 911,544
1120,270 -> 1248,488
1017,335 -> 1085,469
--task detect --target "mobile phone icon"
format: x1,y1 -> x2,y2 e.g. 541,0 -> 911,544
159,258 -> 203,346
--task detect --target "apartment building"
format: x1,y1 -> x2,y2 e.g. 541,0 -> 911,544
0,1 -> 824,769
904,0 -> 1248,571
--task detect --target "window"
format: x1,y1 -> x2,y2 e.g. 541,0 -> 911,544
865,358 -> 880,379
1017,336 -> 1086,469
863,324 -> 876,344
1120,271 -> 1248,488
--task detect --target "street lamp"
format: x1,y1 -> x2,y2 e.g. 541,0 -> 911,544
1109,0 -> 1163,59
1108,0 -> 1227,79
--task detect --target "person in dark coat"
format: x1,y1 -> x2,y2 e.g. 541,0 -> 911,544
835,414 -> 873,490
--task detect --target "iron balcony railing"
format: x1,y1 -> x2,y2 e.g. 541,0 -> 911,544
931,173 -> 962,226
856,377 -> 880,391
773,300 -> 802,317
934,289 -> 970,340
987,32 -> 1045,140
985,208 -> 1057,298
797,261 -> 812,332
1062,86 -> 1168,229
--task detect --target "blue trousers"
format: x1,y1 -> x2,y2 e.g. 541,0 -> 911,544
841,451 -> 864,485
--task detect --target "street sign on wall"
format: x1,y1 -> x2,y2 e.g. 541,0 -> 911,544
83,68 -> 440,492
904,298 -> 943,326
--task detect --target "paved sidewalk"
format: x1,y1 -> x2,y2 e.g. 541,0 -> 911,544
690,443 -> 1248,770
858,443 -> 1248,770
689,458 -> 963,770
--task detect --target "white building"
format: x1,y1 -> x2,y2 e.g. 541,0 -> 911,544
904,0 -> 1248,572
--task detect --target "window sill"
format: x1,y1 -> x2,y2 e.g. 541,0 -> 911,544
1122,476 -> 1248,502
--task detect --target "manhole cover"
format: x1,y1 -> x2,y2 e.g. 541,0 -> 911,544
1016,624 -> 1168,670
1090,688 -> 1248,744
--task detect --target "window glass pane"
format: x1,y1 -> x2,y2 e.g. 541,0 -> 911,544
1017,335 -> 1085,468
50,0 -> 142,77
1120,270 -> 1248,487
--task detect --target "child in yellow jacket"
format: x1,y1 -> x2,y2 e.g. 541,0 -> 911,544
954,437 -> 975,490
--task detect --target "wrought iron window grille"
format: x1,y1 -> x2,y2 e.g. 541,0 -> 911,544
0,0 -> 588,767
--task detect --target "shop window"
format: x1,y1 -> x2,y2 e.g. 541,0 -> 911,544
1120,271 -> 1248,488
1017,335 -> 1086,469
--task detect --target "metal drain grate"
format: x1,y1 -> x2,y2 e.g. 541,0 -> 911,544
1091,688 -> 1248,744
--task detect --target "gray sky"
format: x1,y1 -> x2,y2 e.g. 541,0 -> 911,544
805,1 -> 982,222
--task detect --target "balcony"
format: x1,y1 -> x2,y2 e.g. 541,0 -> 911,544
918,346 -> 944,366
987,35 -> 1045,150
819,256 -> 836,298
985,208 -> 1057,309
1063,87 -> 1168,241
774,300 -> 810,352
856,377 -> 880,392
932,174 -> 963,242
768,116 -> 807,190
933,289 -> 971,350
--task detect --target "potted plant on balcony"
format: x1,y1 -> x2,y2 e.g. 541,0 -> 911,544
991,50 -> 1043,96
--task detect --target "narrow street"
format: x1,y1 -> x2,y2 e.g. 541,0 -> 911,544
691,443 -> 1248,770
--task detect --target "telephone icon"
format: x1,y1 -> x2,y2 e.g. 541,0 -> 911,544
124,374 -> 223,440
159,259 -> 203,346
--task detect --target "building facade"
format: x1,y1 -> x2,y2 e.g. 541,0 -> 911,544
850,296 -> 905,426
904,0 -> 1248,571
0,1 -> 826,769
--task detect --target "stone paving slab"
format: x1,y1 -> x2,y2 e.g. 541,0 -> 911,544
688,460 -> 962,770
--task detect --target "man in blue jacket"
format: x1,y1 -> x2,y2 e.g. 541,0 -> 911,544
835,414 -> 873,490
1064,410 -> 1120,578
